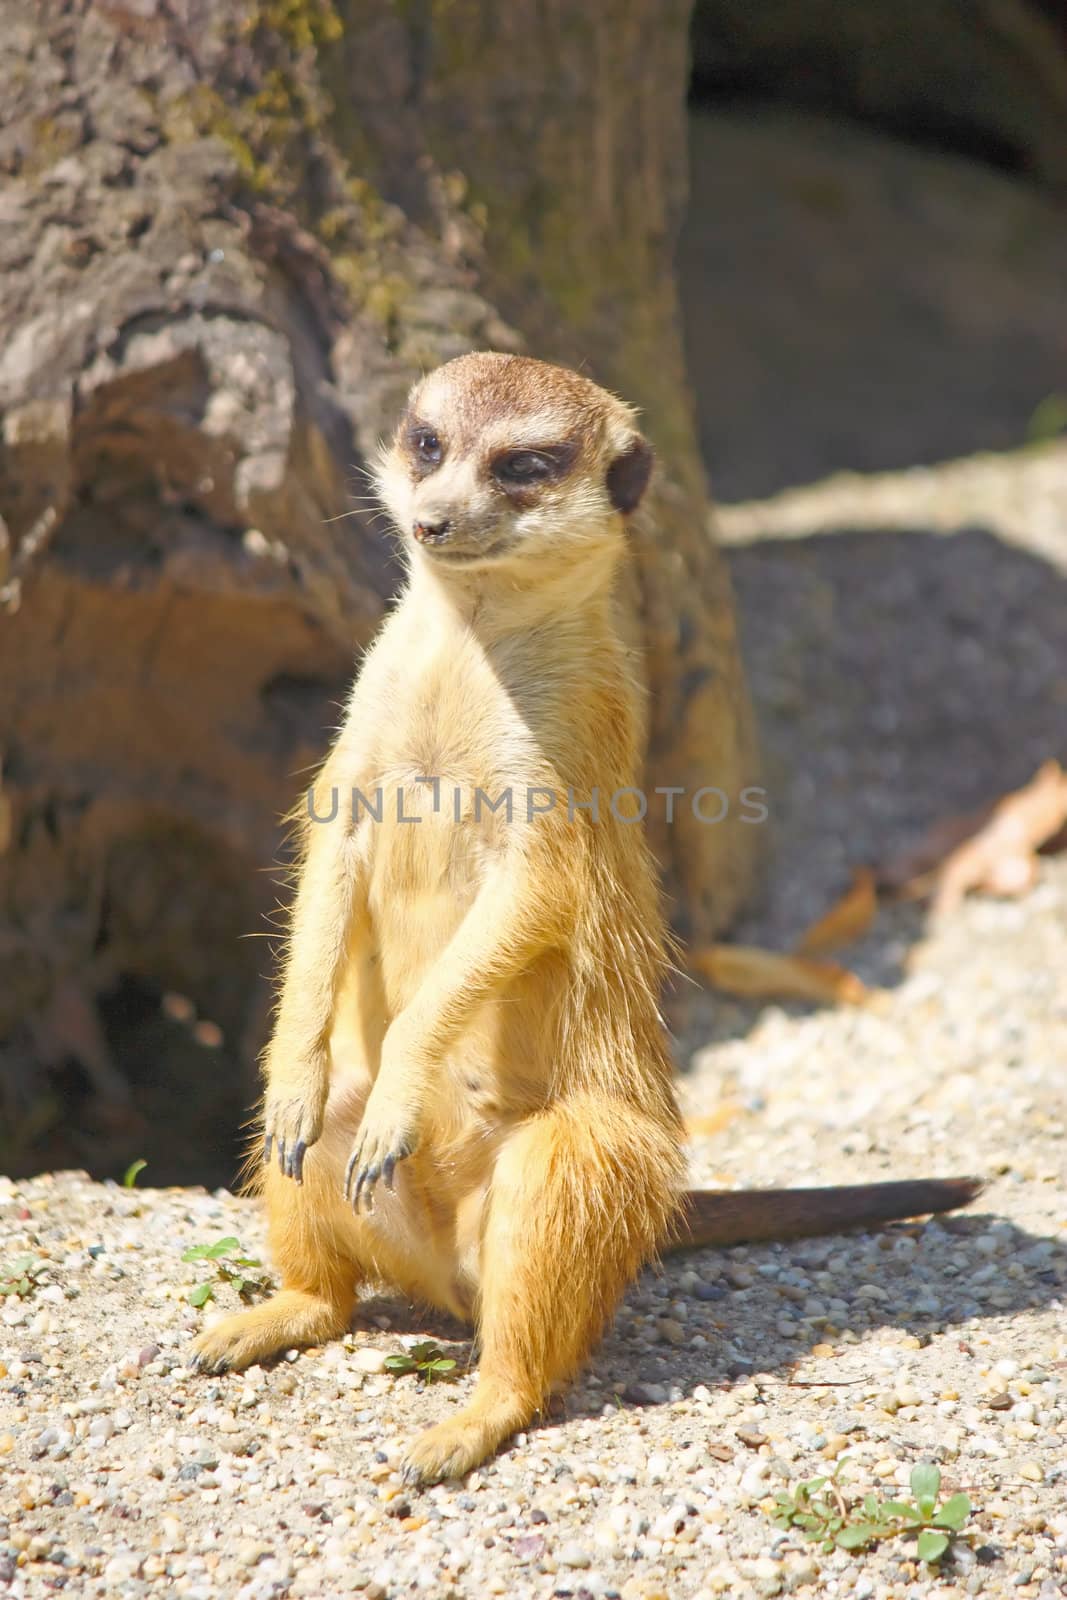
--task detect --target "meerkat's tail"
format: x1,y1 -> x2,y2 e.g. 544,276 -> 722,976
669,1177 -> 985,1253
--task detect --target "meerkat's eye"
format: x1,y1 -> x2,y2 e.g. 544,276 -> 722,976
408,426 -> 443,470
493,450 -> 553,486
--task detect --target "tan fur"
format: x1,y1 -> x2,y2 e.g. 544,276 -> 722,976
191,353 -> 980,1484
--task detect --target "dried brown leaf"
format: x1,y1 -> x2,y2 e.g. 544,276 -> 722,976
901,761 -> 1067,918
880,761 -> 1067,913
690,944 -> 871,1007
877,806 -> 993,894
795,867 -> 878,955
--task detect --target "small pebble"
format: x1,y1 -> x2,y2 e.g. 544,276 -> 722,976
352,1347 -> 389,1374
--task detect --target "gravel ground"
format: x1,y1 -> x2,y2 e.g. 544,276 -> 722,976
2,441 -> 1066,1600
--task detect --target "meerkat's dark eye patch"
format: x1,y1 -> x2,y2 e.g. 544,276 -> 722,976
491,441 -> 579,490
405,421 -> 444,476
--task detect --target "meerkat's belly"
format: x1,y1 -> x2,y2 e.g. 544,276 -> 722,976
330,770 -> 560,1313
324,1020 -> 515,1321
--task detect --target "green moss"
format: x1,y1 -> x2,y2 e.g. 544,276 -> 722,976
245,0 -> 343,50
317,206 -> 351,242
160,6 -> 416,323
159,1 -> 349,211
23,114 -> 84,176
331,255 -> 410,332
163,84 -> 276,191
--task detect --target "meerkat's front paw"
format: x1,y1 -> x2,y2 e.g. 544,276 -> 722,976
262,1078 -> 328,1183
343,1090 -> 419,1211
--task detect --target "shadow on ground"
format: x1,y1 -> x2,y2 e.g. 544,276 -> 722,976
728,523 -> 1064,948
342,1212 -> 1066,1436
666,518 -> 1067,1051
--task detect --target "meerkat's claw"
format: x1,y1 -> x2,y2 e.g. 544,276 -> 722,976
355,1166 -> 378,1210
282,1130 -> 297,1180
262,1088 -> 326,1183
343,1132 -> 414,1210
188,1347 -> 230,1375
344,1148 -> 381,1210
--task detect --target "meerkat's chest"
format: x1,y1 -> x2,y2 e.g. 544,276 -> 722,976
361,651 -> 537,971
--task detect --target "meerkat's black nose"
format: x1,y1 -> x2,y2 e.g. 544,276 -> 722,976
412,518 -> 451,544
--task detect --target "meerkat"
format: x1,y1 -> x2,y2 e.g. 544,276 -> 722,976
191,352 -> 981,1484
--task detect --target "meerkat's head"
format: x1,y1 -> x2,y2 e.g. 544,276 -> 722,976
375,352 -> 654,573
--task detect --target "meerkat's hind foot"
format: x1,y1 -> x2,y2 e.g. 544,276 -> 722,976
401,1379 -> 530,1486
191,1287 -> 353,1375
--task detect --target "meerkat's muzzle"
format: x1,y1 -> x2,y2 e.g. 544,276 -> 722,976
410,513 -> 513,565
412,517 -> 452,545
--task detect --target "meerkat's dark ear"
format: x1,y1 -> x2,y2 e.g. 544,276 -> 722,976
606,435 -> 654,514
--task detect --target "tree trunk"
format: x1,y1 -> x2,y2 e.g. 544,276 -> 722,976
0,0 -> 759,1177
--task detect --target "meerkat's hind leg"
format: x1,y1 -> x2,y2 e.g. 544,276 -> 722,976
191,1282 -> 356,1373
191,1161 -> 361,1373
401,1096 -> 681,1485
